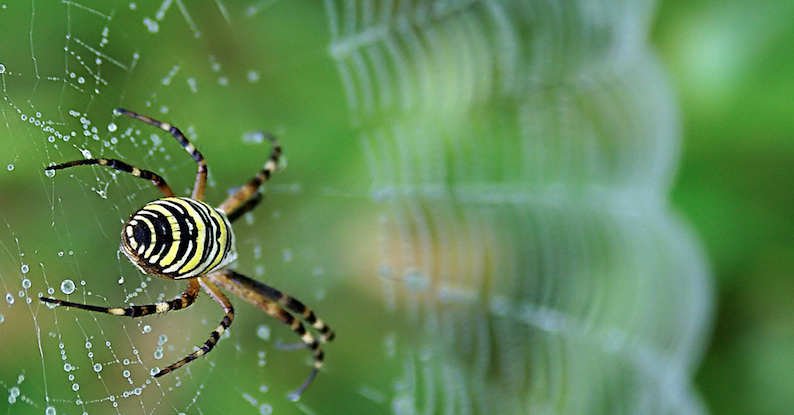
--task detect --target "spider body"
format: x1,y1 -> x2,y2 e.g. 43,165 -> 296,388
41,109 -> 333,401
121,197 -> 237,279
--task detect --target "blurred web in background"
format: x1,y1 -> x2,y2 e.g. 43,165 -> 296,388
0,1 -> 713,415
326,1 -> 712,414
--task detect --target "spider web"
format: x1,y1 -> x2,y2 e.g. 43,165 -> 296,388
0,1 -> 713,415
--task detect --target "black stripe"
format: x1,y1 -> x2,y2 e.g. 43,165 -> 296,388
190,199 -> 218,274
158,200 -> 197,274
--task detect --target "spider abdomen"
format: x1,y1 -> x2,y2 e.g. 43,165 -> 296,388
121,197 -> 237,279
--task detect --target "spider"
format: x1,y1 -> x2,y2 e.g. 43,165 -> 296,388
40,108 -> 334,401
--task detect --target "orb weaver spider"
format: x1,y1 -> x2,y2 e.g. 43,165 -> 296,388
41,109 -> 334,400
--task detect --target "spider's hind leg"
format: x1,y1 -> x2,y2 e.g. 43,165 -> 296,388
205,270 -> 332,400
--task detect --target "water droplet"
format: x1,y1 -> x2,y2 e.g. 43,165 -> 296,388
143,325 -> 151,333
64,363 -> 72,372
21,279 -> 31,289
143,17 -> 159,33
80,149 -> 92,158
187,77 -> 198,93
20,264 -> 29,274
77,77 -> 85,84
6,164 -> 13,171
45,168 -> 55,178
60,280 -> 75,295
154,348 -> 163,359
0,64 -> 5,74
150,133 -> 162,147
108,122 -> 117,132
93,363 -> 102,373
72,383 -> 80,391
0,314 -> 4,324
158,334 -> 168,345
5,293 -> 14,304
256,325 -> 270,341
123,370 -> 130,378
45,406 -> 56,415
247,70 -> 260,83
85,341 -> 92,349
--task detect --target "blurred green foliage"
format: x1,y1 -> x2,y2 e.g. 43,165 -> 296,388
654,0 -> 794,413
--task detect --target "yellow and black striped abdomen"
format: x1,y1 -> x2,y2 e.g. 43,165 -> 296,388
121,197 -> 237,280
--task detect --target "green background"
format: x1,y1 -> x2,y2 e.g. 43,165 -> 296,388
0,0 -> 790,414
655,0 -> 794,413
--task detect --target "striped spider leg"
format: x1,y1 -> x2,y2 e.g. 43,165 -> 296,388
206,270 -> 335,401
41,108 -> 334,400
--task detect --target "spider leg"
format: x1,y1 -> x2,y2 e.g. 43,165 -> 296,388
153,277 -> 234,378
205,270 -> 332,400
209,270 -> 334,342
226,191 -> 263,223
218,133 -> 281,216
46,159 -> 175,197
40,278 -> 200,317
116,108 -> 208,201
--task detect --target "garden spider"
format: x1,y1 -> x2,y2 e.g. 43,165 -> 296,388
40,108 -> 334,401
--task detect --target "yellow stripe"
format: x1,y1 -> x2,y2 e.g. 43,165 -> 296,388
144,202 -> 182,267
125,224 -> 138,250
